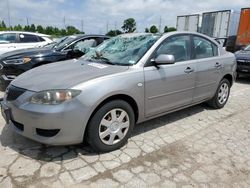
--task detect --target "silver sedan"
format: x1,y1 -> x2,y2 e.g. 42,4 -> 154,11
1,32 -> 236,152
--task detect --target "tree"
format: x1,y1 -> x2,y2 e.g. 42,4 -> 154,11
167,27 -> 177,32
61,29 -> 67,36
36,25 -> 44,33
30,24 -> 36,32
106,29 -> 123,37
145,28 -> 149,33
45,26 -> 54,35
1,21 -> 6,29
121,18 -> 136,33
164,26 -> 168,33
66,26 -> 80,35
24,25 -> 31,31
14,24 -> 23,31
150,25 -> 158,33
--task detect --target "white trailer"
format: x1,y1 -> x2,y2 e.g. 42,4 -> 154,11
200,10 -> 240,38
176,14 -> 200,32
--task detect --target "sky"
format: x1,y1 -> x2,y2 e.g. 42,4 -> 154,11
0,0 -> 249,34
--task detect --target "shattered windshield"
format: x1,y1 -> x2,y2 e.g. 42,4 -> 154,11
82,34 -> 160,65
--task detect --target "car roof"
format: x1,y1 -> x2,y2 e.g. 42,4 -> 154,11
118,33 -> 162,38
0,31 -> 50,37
72,34 -> 109,39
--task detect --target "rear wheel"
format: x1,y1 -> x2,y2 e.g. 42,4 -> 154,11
208,79 -> 230,109
87,100 -> 135,152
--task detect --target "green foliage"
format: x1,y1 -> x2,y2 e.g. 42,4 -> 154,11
0,20 -> 82,36
149,25 -> 158,33
164,26 -> 168,33
164,26 -> 177,32
145,28 -> 149,33
66,26 -> 81,35
0,21 -> 7,31
106,30 -> 123,37
121,18 -> 136,33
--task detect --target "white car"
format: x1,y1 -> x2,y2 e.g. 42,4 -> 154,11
0,31 -> 52,55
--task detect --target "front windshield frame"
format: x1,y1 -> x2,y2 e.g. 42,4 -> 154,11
82,34 -> 161,66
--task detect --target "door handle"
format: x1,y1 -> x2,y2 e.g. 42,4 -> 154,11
184,67 -> 194,73
214,62 -> 222,68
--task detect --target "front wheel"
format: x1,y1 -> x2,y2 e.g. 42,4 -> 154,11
87,100 -> 135,152
207,79 -> 230,109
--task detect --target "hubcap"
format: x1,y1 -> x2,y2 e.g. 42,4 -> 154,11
218,83 -> 229,105
99,108 -> 130,145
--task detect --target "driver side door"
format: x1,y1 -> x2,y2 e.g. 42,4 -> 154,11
144,35 -> 196,117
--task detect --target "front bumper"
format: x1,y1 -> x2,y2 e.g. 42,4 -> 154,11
1,91 -> 90,145
237,60 -> 250,74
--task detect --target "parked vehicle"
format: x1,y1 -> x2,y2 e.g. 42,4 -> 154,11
200,10 -> 240,38
1,32 -> 236,152
235,8 -> 250,50
225,35 -> 237,53
0,34 -> 109,90
0,31 -> 52,55
176,14 -> 200,32
235,45 -> 250,77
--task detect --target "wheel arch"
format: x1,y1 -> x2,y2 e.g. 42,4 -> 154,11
222,74 -> 233,87
83,94 -> 139,142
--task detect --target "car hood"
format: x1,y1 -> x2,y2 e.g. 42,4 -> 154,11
11,59 -> 129,91
235,50 -> 250,59
0,47 -> 55,60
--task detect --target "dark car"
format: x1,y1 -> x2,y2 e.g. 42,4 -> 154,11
0,34 -> 109,90
235,44 -> 250,77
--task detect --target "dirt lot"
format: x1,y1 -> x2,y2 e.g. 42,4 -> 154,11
0,77 -> 250,188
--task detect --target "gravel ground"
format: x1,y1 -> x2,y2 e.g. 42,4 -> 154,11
0,77 -> 250,188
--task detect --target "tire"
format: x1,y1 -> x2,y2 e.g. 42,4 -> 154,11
87,100 -> 135,152
208,79 -> 230,109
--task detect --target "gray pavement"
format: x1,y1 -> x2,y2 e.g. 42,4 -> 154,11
0,77 -> 250,188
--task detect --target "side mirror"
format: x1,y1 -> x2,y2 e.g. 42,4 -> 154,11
153,54 -> 175,65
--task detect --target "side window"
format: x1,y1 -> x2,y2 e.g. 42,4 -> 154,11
19,34 -> 39,43
0,33 -> 16,43
193,36 -> 218,59
72,39 -> 97,52
155,35 -> 191,62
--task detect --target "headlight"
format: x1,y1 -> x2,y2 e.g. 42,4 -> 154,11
3,57 -> 31,65
30,89 -> 81,105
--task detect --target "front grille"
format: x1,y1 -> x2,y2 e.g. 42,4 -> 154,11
6,85 -> 27,101
237,60 -> 250,66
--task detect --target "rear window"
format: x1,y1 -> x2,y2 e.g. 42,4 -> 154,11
19,34 -> 39,43
38,36 -> 45,42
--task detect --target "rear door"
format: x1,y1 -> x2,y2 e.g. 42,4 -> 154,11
144,34 -> 196,117
15,33 -> 41,49
192,35 -> 222,102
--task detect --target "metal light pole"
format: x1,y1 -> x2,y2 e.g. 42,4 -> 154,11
7,0 -> 11,28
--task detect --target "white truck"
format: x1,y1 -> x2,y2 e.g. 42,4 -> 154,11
200,10 -> 240,38
176,14 -> 200,32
